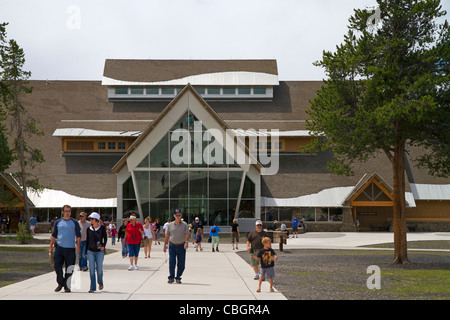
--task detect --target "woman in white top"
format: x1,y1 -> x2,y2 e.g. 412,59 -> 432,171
143,217 -> 156,258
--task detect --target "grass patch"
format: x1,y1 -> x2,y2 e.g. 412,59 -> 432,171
382,269 -> 450,298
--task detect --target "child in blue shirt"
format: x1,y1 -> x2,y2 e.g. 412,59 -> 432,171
209,222 -> 221,252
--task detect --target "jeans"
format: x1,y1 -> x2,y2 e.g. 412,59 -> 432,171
168,244 -> 186,280
79,241 -> 87,269
120,238 -> 128,257
53,246 -> 76,289
87,250 -> 104,291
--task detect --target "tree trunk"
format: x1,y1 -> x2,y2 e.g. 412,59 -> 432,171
392,142 -> 410,265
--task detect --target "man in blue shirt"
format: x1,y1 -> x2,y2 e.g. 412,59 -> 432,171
292,216 -> 300,238
29,216 -> 37,235
49,205 -> 81,292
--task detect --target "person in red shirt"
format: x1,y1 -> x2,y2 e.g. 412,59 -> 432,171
123,215 -> 144,270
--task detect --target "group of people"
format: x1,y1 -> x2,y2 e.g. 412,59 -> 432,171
47,205 -> 279,293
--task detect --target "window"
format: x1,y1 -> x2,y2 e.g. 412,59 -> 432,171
108,142 -> 116,150
146,88 -> 159,95
274,142 -> 283,150
255,142 -> 263,149
98,142 -> 106,150
115,88 -> 128,95
238,88 -> 251,95
161,88 -> 175,95
253,88 -> 266,95
207,87 -> 220,95
118,142 -> 126,150
223,87 -> 235,95
194,87 -> 205,95
301,207 -> 316,221
130,87 -> 144,94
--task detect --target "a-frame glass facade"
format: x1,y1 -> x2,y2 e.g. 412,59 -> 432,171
129,109 -> 255,225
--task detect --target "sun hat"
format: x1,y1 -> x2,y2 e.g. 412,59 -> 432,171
89,212 -> 100,220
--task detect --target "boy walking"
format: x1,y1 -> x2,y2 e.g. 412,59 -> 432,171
250,237 -> 278,293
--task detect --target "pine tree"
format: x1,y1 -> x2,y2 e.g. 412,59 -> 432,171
306,0 -> 449,264
0,26 -> 44,232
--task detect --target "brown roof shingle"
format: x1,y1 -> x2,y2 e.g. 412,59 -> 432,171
103,59 -> 278,83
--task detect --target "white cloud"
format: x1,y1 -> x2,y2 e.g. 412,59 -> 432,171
2,0 -> 447,81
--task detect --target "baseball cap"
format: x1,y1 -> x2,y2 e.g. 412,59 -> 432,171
174,208 -> 181,215
89,212 -> 100,220
195,217 -> 199,221
255,220 -> 263,225
129,215 -> 137,220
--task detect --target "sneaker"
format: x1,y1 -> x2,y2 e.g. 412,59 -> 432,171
254,273 -> 260,280
134,265 -> 139,270
176,279 -> 182,284
64,287 -> 71,293
128,265 -> 134,271
168,278 -> 174,284
216,247 -> 219,252
196,248 -> 198,251
212,248 -> 215,252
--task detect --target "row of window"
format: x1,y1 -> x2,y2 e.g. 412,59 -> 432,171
98,141 -> 127,150
64,140 -> 128,152
262,207 -> 344,223
114,87 -> 267,96
254,141 -> 283,150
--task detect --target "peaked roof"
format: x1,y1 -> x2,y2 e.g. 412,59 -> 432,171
111,83 -> 262,174
103,59 -> 278,83
344,172 -> 393,203
0,172 -> 34,208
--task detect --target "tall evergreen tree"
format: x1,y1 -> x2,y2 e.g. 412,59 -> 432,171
0,25 -> 44,231
0,23 -> 13,172
306,0 -> 449,264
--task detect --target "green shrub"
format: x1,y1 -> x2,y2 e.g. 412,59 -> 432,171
16,221 -> 33,244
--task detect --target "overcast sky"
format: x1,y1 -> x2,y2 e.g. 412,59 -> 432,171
2,0 -> 449,81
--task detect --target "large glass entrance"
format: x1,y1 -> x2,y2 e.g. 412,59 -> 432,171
127,109 -> 256,225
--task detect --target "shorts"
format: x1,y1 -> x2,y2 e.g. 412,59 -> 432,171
142,237 -> 152,246
231,232 -> 239,243
260,267 -> 275,279
293,226 -> 298,232
250,249 -> 261,267
128,244 -> 140,257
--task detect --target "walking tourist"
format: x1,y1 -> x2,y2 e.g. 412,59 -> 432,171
246,220 -> 268,280
85,212 -> 107,293
118,219 -> 129,258
163,208 -> 190,284
231,218 -> 240,250
123,215 -> 144,270
78,212 -> 90,271
250,237 -> 278,293
49,205 -> 81,292
209,222 -> 221,252
143,217 -> 156,258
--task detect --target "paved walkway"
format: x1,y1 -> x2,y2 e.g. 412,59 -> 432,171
0,232 -> 448,300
